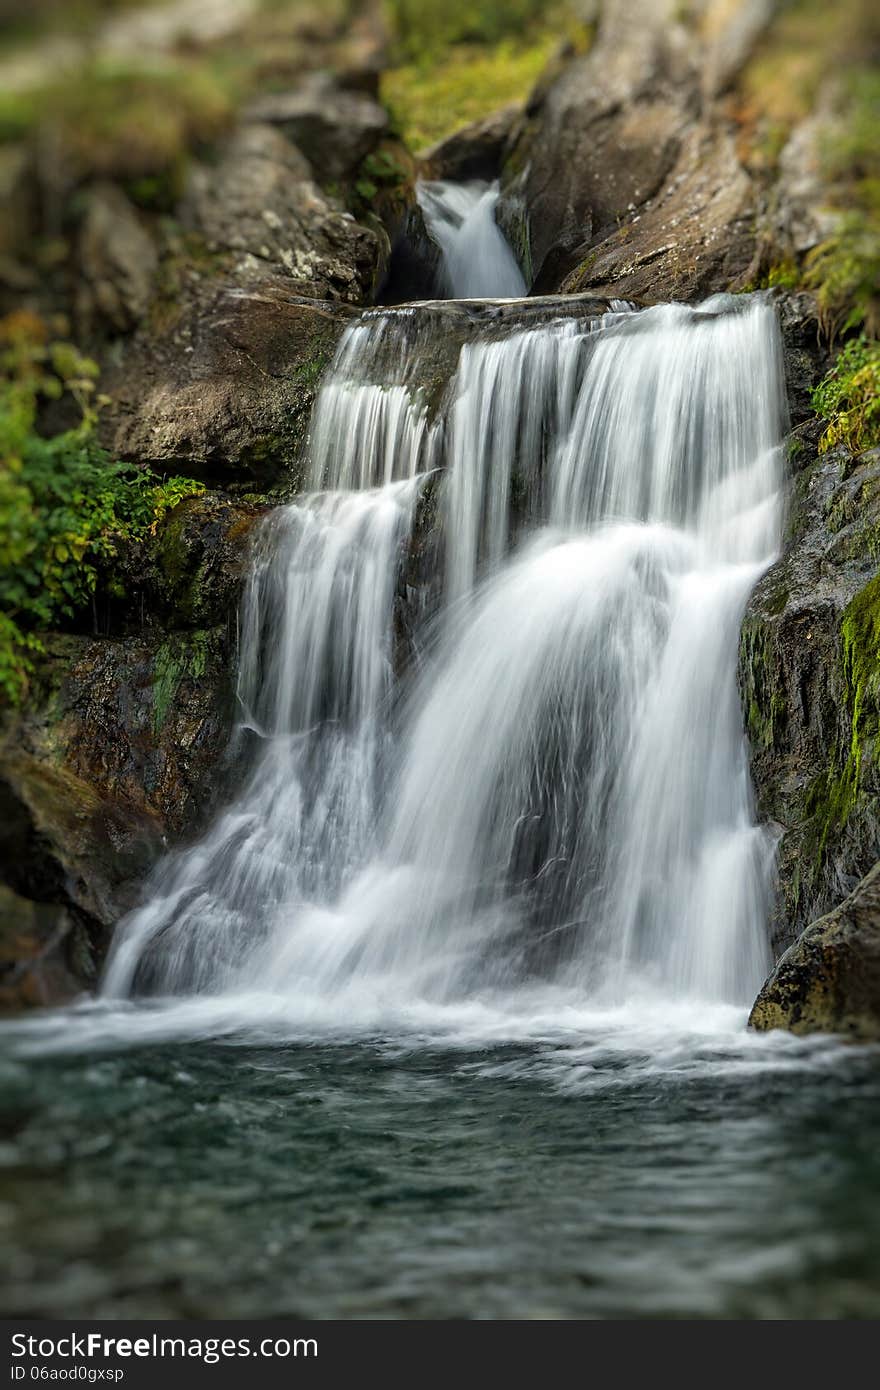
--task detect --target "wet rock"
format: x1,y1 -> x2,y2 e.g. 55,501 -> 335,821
0,883 -> 80,1012
243,73 -> 389,183
0,625 -> 239,947
749,860 -> 880,1039
739,445 -> 880,958
421,104 -> 520,182
497,0 -> 765,299
183,123 -> 388,304
100,281 -> 354,488
76,182 -> 159,333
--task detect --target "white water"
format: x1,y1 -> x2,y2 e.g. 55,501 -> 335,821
417,180 -> 527,299
102,291 -> 785,1033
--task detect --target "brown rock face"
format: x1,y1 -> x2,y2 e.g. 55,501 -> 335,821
243,74 -> 390,183
749,861 -> 880,1039
498,0 -> 766,300
0,491 -> 268,1004
182,123 -> 388,304
739,439 -> 880,962
101,283 -> 354,488
421,105 -> 521,182
77,182 -> 159,333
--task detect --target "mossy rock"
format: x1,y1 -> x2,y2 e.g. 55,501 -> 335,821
750,859 -> 880,1039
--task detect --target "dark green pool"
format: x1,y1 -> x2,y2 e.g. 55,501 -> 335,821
2,998 -> 879,1318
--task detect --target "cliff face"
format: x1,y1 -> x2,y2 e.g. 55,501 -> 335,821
1,0 -> 877,1022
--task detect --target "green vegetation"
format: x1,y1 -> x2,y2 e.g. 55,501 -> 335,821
0,311 -> 204,706
381,1 -> 586,151
382,37 -> 558,151
384,0 -> 559,59
812,336 -> 880,455
841,572 -> 880,786
802,572 -> 880,859
152,631 -> 211,734
0,57 -> 233,192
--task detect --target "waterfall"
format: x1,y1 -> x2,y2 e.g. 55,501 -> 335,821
105,293 -> 785,1010
417,180 -> 527,299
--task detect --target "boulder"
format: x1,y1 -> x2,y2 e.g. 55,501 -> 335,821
749,860 -> 880,1039
739,443 -> 880,958
100,280 -> 354,488
0,492 -> 267,998
0,625 -> 237,951
182,123 -> 388,304
497,0 -> 768,299
421,104 -> 520,182
77,182 -> 159,333
243,73 -> 389,183
0,883 -> 81,1012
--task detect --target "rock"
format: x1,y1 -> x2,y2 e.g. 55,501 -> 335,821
559,125 -> 755,302
243,73 -> 389,183
122,492 -> 267,631
0,883 -> 80,1012
100,280 -> 354,488
421,104 -> 521,181
77,181 -> 159,333
749,860 -> 880,1038
0,145 -> 36,260
499,5 -> 695,292
496,0 -> 768,299
0,488 -> 269,996
378,199 -> 441,304
0,624 -> 239,943
182,123 -> 388,304
739,443 -> 880,958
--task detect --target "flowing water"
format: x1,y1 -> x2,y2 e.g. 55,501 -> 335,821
3,282 -> 879,1319
417,180 -> 527,299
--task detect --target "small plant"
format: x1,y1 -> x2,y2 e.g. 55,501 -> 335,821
805,212 -> 880,340
0,312 -> 204,706
811,335 -> 880,455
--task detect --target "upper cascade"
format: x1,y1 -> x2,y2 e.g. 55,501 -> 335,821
104,293 -> 786,1012
417,179 -> 528,299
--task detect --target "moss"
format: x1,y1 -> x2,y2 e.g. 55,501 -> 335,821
841,571 -> 880,779
739,619 -> 786,752
292,348 -> 333,391
381,35 -> 564,151
805,214 -> 880,341
151,631 -> 212,735
802,573 -> 880,859
384,0 -> 574,61
812,335 -> 880,454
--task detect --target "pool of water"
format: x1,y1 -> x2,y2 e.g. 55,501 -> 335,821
2,994 -> 879,1318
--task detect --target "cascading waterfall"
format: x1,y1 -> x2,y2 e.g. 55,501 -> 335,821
417,180 -> 527,299
105,293 -> 785,1012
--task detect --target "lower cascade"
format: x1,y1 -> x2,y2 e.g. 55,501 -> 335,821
105,294 -> 786,1011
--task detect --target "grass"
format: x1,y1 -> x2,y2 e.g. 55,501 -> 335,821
381,36 -> 560,150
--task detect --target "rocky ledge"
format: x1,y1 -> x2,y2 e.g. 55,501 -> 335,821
750,861 -> 880,1039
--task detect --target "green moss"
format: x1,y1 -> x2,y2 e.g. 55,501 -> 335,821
841,571 -> 880,782
0,310 -> 204,706
805,214 -> 880,341
292,350 -> 333,391
381,35 -> 564,151
740,620 -> 786,752
384,0 -> 572,61
812,335 -> 880,454
152,631 -> 211,735
765,260 -> 800,290
803,573 -> 880,858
